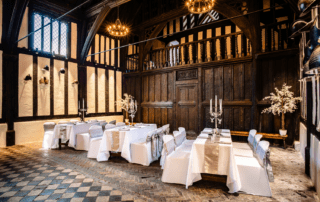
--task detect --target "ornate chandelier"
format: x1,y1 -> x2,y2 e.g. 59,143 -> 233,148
107,6 -> 129,37
186,0 -> 215,14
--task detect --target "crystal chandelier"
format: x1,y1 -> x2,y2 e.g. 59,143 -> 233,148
186,0 -> 215,14
107,6 -> 129,37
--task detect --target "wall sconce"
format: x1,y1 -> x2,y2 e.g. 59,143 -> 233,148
59,68 -> 66,74
42,65 -> 49,71
24,74 -> 32,81
39,77 -> 49,85
72,80 -> 79,87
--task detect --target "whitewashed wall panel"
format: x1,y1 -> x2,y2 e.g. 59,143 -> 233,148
100,35 -> 105,64
0,124 -> 7,148
87,66 -> 95,113
98,68 -> 106,113
0,51 -> 2,118
87,47 -> 92,62
95,34 -> 99,63
18,7 -> 28,48
18,54 -> 33,117
111,39 -> 115,66
68,62 -> 78,115
53,60 -> 65,115
71,22 -> 77,59
106,37 -> 110,65
109,70 -> 115,112
116,71 -> 122,112
37,57 -> 50,116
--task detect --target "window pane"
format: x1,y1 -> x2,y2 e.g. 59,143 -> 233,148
60,23 -> 67,56
33,13 -> 42,51
52,21 -> 59,54
43,17 -> 51,52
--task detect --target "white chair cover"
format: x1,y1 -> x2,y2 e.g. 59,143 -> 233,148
252,134 -> 263,152
58,121 -> 69,124
87,125 -> 104,159
255,141 -> 269,167
162,124 -> 170,135
116,122 -> 126,126
131,130 -> 159,166
160,135 -> 175,169
89,125 -> 103,138
178,127 -> 186,136
109,120 -> 116,124
174,131 -> 186,147
98,120 -> 106,122
233,129 -> 257,150
235,155 -> 272,197
105,124 -> 116,129
100,122 -> 108,130
42,122 -> 56,149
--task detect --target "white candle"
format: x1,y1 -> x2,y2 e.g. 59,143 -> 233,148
215,95 -> 217,112
219,99 -> 222,111
210,99 -> 212,113
82,98 -> 84,109
135,100 -> 137,111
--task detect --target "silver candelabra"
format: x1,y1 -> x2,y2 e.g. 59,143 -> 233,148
128,99 -> 138,126
78,98 -> 88,122
209,95 -> 223,135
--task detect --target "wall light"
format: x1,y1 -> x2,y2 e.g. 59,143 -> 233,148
59,68 -> 66,74
42,65 -> 49,71
24,74 -> 32,81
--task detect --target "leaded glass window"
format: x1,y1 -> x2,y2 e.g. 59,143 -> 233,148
32,12 -> 69,56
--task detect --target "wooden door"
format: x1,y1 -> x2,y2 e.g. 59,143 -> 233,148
176,84 -> 199,136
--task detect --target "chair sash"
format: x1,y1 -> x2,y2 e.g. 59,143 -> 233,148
174,132 -> 186,147
109,120 -> 116,124
44,122 -> 56,132
157,129 -> 165,156
255,140 -> 274,182
89,125 -> 103,138
162,124 -> 170,135
164,138 -> 175,155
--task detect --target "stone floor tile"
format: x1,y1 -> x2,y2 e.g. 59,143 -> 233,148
1,191 -> 18,197
110,190 -> 122,195
19,195 -> 37,202
38,180 -> 52,186
54,189 -> 66,194
101,186 -> 113,191
69,183 -> 81,188
70,198 -> 84,202
61,193 -> 75,198
77,187 -> 90,192
21,186 -> 35,191
62,179 -> 73,184
96,196 -> 109,202
121,194 -> 134,201
7,196 -> 23,202
27,189 -> 42,196
16,181 -> 29,186
86,191 -> 99,197
35,195 -> 49,201
0,187 -> 12,192
47,184 -> 59,190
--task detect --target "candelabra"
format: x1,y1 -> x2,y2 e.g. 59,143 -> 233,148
209,95 -> 223,135
128,99 -> 138,126
78,98 -> 88,122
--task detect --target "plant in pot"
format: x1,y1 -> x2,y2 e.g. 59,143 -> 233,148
262,83 -> 302,136
117,93 -> 134,124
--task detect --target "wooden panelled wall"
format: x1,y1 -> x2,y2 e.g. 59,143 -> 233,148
124,50 -> 300,144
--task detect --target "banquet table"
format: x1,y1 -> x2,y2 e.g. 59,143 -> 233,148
51,122 -> 99,149
186,128 -> 241,193
97,123 -> 157,162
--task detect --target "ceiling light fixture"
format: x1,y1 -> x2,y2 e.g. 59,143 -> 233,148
186,0 -> 215,14
107,4 -> 129,37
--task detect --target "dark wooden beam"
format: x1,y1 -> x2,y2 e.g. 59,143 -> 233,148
85,0 -> 131,18
4,0 -> 29,52
283,0 -> 299,14
80,5 -> 111,64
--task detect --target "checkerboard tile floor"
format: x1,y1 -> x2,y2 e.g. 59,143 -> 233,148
0,151 -> 135,202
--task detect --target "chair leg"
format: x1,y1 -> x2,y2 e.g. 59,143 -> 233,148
59,139 -> 61,150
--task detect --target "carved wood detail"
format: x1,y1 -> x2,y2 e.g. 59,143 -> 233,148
176,69 -> 198,81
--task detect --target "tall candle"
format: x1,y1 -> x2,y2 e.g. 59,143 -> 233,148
210,99 -> 212,113
135,100 -> 137,111
78,101 -> 80,110
219,99 -> 222,111
82,98 -> 84,109
215,95 -> 217,112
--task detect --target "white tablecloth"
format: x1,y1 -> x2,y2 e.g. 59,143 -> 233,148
186,129 -> 241,193
97,124 -> 157,162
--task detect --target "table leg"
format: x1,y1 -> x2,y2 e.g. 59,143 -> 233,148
59,138 -> 61,150
283,138 -> 286,149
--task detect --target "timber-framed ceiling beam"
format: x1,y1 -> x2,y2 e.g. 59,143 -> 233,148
283,0 -> 299,14
85,0 -> 131,18
5,0 -> 30,52
80,0 -> 131,64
